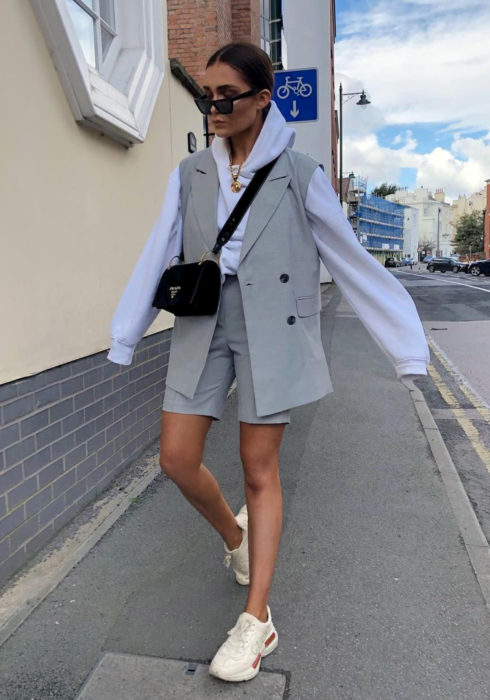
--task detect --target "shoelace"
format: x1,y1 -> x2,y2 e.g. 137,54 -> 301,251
226,617 -> 256,655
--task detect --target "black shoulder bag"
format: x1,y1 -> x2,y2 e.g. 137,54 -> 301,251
152,157 -> 279,317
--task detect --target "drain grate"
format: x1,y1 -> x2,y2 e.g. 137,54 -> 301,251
76,652 -> 286,699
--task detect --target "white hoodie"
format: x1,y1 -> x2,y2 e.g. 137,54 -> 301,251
108,102 -> 429,378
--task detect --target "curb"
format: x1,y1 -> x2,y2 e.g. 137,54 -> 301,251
408,383 -> 490,613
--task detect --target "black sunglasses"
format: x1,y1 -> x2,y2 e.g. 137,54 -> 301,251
194,88 -> 259,115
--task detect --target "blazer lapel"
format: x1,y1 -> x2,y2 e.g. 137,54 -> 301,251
189,152 -> 219,252
239,157 -> 291,265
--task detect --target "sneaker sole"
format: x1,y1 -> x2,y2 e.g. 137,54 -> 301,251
235,571 -> 250,586
209,629 -> 278,682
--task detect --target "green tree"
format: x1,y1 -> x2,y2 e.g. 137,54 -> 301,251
452,211 -> 484,256
372,183 -> 398,198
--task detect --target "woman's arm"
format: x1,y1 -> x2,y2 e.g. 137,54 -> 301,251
306,167 -> 429,378
108,167 -> 183,365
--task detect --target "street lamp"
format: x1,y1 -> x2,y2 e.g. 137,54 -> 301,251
338,84 -> 371,203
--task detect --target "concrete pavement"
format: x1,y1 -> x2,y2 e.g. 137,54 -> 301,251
1,286 -> 490,699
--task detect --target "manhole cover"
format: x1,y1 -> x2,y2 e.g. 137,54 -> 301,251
76,652 -> 286,699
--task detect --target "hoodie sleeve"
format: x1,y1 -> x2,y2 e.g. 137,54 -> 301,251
107,167 -> 182,366
306,167 -> 429,378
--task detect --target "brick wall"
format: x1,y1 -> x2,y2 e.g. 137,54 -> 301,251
216,0 -> 233,47
167,0 -> 260,83
232,0 -> 260,45
0,330 -> 171,586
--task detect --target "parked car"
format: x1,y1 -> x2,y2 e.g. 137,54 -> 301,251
384,257 -> 402,268
467,259 -> 490,276
422,255 -> 434,263
426,257 -> 457,273
402,257 -> 414,266
451,260 -> 470,273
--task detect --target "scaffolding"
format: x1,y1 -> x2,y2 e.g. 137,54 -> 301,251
352,194 -> 405,260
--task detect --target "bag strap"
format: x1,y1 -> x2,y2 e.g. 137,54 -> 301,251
211,156 -> 280,255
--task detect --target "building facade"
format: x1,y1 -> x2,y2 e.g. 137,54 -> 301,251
449,187 -> 487,255
357,196 -> 405,262
397,205 -> 419,263
387,187 -> 453,258
282,0 -> 337,186
0,0 -> 262,587
485,180 -> 490,259
344,176 -> 409,263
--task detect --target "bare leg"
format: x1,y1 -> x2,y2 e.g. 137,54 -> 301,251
239,422 -> 287,622
160,411 -> 242,550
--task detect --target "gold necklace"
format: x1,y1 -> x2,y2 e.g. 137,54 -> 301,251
229,156 -> 243,192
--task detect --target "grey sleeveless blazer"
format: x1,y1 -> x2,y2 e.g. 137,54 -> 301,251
165,148 -> 333,417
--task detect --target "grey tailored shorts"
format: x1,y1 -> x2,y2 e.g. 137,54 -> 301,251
162,275 -> 291,424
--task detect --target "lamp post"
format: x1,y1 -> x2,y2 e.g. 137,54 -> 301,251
338,83 -> 371,203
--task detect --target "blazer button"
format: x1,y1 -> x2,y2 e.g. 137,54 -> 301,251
280,274 -> 289,283
287,315 -> 296,325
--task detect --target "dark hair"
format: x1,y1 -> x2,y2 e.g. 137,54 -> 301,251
206,42 -> 274,93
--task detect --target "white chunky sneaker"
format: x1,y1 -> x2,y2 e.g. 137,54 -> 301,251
209,606 -> 278,682
223,505 -> 249,585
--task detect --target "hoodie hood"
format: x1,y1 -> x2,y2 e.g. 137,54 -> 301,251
211,101 -> 296,180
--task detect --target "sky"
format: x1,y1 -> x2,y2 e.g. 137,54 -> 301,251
335,0 -> 490,201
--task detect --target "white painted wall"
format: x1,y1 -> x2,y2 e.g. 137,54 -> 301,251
1,0 -> 202,384
402,206 -> 419,261
387,188 -> 453,257
282,0 -> 334,282
282,0 -> 333,173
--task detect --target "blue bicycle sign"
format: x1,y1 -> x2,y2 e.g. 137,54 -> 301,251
273,68 -> 318,123
277,76 -> 313,99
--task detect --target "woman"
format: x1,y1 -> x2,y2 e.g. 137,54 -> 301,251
108,42 -> 429,682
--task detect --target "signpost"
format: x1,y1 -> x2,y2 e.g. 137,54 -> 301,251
273,68 -> 318,123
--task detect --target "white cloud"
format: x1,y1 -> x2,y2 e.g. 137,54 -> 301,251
336,0 -> 490,197
343,133 -> 489,201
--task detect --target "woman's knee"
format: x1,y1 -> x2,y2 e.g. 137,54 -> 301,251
159,412 -> 210,482
241,453 -> 280,492
159,444 -> 182,480
159,442 -> 200,483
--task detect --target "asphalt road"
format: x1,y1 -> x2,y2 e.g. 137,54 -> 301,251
393,267 -> 490,547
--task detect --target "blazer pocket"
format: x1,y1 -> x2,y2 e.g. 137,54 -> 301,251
296,294 -> 321,317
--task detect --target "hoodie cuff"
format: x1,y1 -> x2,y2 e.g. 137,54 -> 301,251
107,340 -> 135,366
395,359 -> 428,379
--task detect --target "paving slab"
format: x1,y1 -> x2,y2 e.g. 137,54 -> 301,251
76,652 -> 286,699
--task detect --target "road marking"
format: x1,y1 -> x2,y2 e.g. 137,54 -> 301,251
398,270 -> 490,294
427,362 -> 490,474
428,338 -> 490,421
408,384 -> 490,613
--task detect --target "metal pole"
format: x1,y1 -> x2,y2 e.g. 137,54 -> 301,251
339,83 -> 343,203
204,116 -> 214,148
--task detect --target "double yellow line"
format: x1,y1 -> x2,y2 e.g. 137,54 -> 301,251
428,339 -> 490,473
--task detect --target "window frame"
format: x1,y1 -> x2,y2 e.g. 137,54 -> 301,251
260,0 -> 283,70
65,0 -> 119,72
30,0 -> 165,146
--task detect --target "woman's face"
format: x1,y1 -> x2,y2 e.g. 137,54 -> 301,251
202,61 -> 271,141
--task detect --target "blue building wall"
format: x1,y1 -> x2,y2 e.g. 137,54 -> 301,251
352,194 -> 405,261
